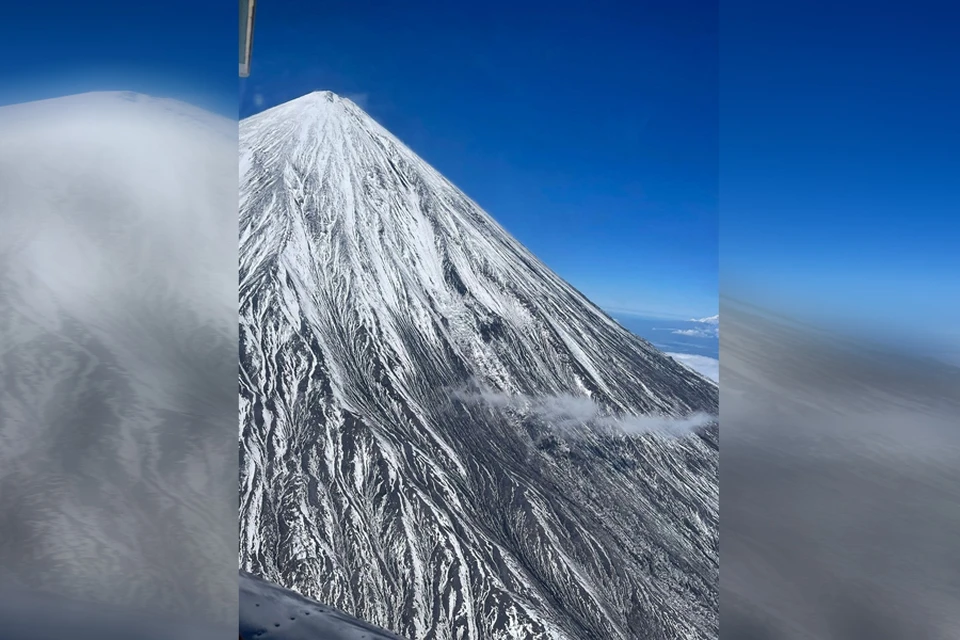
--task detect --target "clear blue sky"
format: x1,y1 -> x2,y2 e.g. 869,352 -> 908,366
241,0 -> 719,320
1,2 -> 236,117
722,1 -> 960,343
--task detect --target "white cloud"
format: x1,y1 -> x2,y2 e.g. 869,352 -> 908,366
672,314 -> 720,338
455,388 -> 715,436
667,353 -> 719,383
673,327 -> 719,338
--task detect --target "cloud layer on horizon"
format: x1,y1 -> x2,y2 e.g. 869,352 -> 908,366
667,353 -> 719,383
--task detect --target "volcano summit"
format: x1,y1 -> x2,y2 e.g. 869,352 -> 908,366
239,91 -> 718,640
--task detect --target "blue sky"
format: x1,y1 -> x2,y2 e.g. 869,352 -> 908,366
0,2 -> 236,117
241,0 -> 718,320
721,2 -> 959,344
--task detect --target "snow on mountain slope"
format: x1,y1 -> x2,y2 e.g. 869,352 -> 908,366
239,91 -> 719,640
0,92 -> 238,631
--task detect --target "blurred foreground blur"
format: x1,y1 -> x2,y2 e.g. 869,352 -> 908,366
0,91 -> 237,636
721,297 -> 960,639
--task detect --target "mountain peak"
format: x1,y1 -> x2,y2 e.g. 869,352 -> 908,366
248,90 -> 369,131
306,89 -> 341,101
278,90 -> 348,109
240,87 -> 718,639
284,90 -> 359,109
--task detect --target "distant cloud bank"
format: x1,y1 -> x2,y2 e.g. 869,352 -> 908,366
667,353 -> 719,383
672,314 -> 720,338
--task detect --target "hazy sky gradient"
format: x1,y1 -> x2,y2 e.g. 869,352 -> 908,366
721,1 -> 959,340
1,2 -> 236,117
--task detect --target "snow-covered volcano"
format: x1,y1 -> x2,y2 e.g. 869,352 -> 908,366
239,91 -> 719,640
